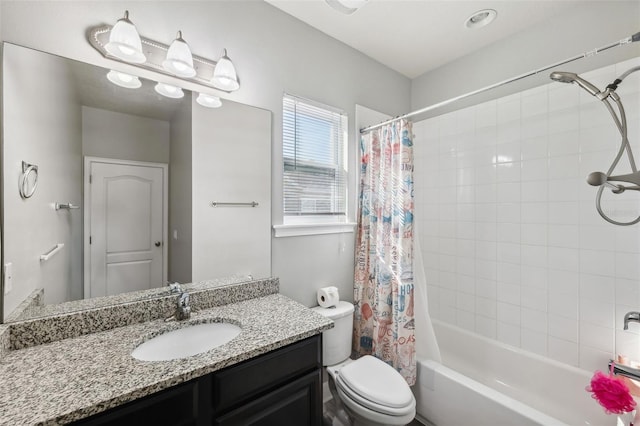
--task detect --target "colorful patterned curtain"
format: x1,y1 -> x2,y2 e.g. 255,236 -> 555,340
353,119 -> 416,385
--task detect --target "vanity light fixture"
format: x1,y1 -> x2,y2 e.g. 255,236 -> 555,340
106,70 -> 142,89
211,49 -> 240,91
104,11 -> 146,64
89,12 -> 241,93
196,93 -> 222,108
155,82 -> 184,99
163,31 -> 197,78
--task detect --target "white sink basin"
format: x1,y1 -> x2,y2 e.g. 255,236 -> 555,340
131,322 -> 241,361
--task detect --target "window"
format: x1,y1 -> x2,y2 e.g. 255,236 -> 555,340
282,94 -> 347,222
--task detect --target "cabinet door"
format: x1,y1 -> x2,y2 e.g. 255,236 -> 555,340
73,380 -> 200,426
214,370 -> 322,426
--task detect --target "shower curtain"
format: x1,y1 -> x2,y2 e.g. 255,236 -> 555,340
353,119 -> 416,385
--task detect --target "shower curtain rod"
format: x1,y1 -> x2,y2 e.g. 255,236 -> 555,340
360,31 -> 640,134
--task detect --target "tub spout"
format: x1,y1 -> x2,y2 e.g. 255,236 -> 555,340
624,311 -> 640,330
609,360 -> 640,381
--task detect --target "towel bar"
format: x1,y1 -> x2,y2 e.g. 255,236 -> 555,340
40,243 -> 64,262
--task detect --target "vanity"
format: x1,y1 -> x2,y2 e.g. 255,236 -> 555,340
0,279 -> 333,425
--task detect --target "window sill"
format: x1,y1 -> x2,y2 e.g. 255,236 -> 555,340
273,222 -> 356,238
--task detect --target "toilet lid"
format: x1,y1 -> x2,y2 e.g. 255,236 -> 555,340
336,355 -> 414,410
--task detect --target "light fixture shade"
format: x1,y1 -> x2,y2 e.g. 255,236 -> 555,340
106,70 -> 142,89
196,93 -> 222,108
211,49 -> 240,91
154,82 -> 184,99
162,31 -> 196,78
325,0 -> 369,15
105,11 -> 146,64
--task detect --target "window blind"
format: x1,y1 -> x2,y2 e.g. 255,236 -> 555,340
283,95 -> 347,216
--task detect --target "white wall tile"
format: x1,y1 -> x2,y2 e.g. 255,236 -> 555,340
475,101 -> 497,128
580,273 -> 615,304
521,328 -> 548,356
497,301 -> 521,326
497,282 -> 520,305
476,296 -> 497,319
548,337 -> 579,366
548,130 -> 579,157
521,158 -> 548,181
615,252 -> 640,280
521,245 -> 547,267
415,57 -> 640,372
547,247 -> 579,272
521,136 -> 548,160
497,243 -> 521,264
497,321 -> 521,347
496,223 -> 520,244
548,314 -> 578,342
475,316 -> 497,339
521,181 -> 548,203
580,249 -> 615,277
476,278 -> 497,299
580,297 -> 614,328
580,322 -> 614,352
521,286 -> 547,312
521,202 -> 548,224
497,262 -> 520,284
521,224 -> 547,246
579,346 -> 614,373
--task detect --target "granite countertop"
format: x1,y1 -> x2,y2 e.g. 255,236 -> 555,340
0,293 -> 333,425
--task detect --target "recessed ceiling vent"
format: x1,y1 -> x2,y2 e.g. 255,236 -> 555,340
325,0 -> 370,15
465,9 -> 497,29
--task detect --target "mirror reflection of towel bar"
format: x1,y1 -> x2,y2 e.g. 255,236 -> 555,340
40,244 -> 64,262
55,202 -> 80,210
210,201 -> 259,207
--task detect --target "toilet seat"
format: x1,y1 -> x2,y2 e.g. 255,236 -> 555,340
335,375 -> 416,417
337,355 -> 414,410
335,382 -> 416,425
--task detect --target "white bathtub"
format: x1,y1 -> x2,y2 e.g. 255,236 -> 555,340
413,320 -> 615,426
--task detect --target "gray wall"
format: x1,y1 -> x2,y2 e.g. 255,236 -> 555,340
411,1 -> 640,121
168,98 -> 193,284
0,1 -> 411,307
3,43 -> 82,314
82,106 -> 170,164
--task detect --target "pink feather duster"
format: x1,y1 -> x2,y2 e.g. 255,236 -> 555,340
586,370 -> 636,415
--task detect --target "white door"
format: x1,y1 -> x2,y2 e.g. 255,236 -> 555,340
84,158 -> 167,298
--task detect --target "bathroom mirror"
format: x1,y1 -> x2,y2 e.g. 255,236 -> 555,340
1,43 -> 272,322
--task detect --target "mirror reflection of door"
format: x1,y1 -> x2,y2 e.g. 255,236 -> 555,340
84,158 -> 168,298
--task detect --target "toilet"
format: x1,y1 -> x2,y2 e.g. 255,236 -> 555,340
312,301 -> 416,426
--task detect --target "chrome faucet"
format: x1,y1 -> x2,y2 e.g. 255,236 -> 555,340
175,291 -> 191,321
609,360 -> 640,381
167,281 -> 182,294
623,311 -> 640,330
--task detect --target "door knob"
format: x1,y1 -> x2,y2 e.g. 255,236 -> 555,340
155,241 -> 162,247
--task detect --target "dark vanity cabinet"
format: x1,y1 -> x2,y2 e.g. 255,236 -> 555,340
75,335 -> 322,426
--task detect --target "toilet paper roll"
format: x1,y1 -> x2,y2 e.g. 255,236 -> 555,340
317,286 -> 339,308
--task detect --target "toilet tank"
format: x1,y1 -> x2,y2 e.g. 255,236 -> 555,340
312,301 -> 354,366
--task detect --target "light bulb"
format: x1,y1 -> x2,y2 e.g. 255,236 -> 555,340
196,93 -> 222,108
154,82 -> 184,99
106,70 -> 142,89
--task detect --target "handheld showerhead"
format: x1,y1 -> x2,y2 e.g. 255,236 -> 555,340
587,171 -> 608,186
549,71 -> 602,97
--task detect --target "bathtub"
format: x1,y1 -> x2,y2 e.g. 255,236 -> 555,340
413,320 -> 615,426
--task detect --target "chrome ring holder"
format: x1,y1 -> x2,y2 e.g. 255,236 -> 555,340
19,161 -> 38,199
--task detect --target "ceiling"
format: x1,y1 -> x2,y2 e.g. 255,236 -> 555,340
265,0 -> 584,78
